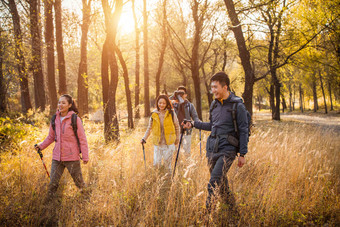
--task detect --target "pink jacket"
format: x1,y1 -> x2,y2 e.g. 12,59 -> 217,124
39,111 -> 89,161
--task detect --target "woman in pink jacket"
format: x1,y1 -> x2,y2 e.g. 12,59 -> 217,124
35,94 -> 89,198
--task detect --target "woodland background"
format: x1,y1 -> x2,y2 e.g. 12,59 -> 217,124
0,0 -> 339,226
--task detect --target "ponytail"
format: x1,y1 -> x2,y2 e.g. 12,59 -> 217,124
61,94 -> 79,114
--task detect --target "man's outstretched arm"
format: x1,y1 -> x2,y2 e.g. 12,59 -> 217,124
183,119 -> 212,131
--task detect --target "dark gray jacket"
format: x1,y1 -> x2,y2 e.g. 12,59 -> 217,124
194,92 -> 248,159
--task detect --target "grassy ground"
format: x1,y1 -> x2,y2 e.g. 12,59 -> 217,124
0,115 -> 339,226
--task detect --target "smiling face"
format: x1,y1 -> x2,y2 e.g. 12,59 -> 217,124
211,80 -> 229,99
58,96 -> 72,115
157,98 -> 167,111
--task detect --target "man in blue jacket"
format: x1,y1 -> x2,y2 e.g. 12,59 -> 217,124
183,72 -> 249,210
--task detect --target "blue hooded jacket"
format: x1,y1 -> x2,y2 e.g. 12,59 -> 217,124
194,92 -> 249,159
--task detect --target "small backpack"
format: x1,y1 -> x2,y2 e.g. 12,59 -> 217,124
229,102 -> 252,141
51,113 -> 82,153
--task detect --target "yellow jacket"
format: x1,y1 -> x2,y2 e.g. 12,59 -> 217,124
151,110 -> 176,145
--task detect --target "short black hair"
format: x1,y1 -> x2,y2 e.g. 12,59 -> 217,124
177,86 -> 187,93
210,72 -> 230,88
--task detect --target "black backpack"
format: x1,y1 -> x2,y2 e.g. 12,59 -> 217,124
51,113 -> 82,153
209,99 -> 252,142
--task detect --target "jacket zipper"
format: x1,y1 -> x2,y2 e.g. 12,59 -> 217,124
60,119 -> 67,160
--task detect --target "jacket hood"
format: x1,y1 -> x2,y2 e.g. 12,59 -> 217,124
56,110 -> 76,118
228,92 -> 243,103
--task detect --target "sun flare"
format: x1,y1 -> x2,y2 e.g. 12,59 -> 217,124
118,6 -> 137,35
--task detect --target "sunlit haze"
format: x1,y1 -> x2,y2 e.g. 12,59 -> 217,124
62,0 -> 149,35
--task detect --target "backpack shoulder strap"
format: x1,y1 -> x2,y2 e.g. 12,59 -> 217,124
231,102 -> 239,136
71,113 -> 78,131
51,114 -> 57,141
51,114 -> 57,131
71,113 -> 82,153
209,100 -> 218,121
169,109 -> 174,122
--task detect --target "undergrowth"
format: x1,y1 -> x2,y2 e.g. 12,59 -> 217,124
0,114 -> 339,226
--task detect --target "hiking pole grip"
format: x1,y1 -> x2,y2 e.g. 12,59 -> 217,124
34,144 -> 43,158
199,130 -> 202,155
34,144 -> 50,178
142,142 -> 146,170
172,130 -> 184,178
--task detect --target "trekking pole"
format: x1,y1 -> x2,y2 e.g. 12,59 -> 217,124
173,128 -> 184,178
199,129 -> 202,155
34,144 -> 50,178
142,141 -> 147,170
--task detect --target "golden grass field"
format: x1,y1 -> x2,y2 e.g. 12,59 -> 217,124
0,114 -> 339,226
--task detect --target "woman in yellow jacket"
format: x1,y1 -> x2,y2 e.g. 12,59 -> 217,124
141,95 -> 180,170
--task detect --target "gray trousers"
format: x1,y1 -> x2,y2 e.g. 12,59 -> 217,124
48,160 -> 85,195
182,134 -> 192,154
206,151 -> 237,208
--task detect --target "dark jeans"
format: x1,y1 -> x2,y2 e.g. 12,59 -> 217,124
48,160 -> 85,195
206,151 -> 237,209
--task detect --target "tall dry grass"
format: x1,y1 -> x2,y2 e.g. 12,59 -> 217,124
0,117 -> 339,226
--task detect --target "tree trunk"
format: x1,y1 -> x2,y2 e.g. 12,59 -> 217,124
293,84 -> 295,111
191,0 -> 202,119
257,95 -> 261,111
206,81 -> 213,106
0,27 -> 6,114
132,0 -> 140,118
269,84 -> 275,118
78,0 -> 91,116
7,0 -> 32,113
288,83 -> 292,112
102,40 -> 119,141
201,66 -> 213,107
101,0 -> 122,142
328,80 -> 334,111
318,70 -> 328,114
281,93 -> 287,113
143,0 -> 150,117
264,0 -> 286,120
222,50 -> 227,72
274,79 -> 280,119
44,0 -> 58,113
114,44 -> 134,129
312,74 -> 318,112
162,83 -> 168,95
55,0 -> 67,95
224,0 -> 254,115
271,21 -> 283,120
299,83 -> 303,113
155,0 -> 167,98
30,0 -> 46,111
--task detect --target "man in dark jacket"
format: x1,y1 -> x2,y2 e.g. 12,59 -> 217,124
183,72 -> 249,210
172,86 -> 200,155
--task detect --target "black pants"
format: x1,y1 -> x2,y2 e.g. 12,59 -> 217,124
206,151 -> 237,209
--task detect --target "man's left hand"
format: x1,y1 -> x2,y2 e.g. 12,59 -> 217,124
238,156 -> 245,167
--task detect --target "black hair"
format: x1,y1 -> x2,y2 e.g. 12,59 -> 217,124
156,94 -> 173,113
60,94 -> 79,114
210,72 -> 230,90
177,86 -> 187,93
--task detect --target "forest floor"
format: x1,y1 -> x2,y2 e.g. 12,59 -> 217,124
0,111 -> 339,226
